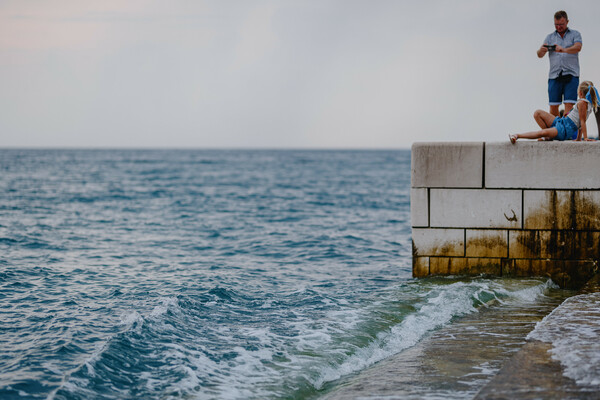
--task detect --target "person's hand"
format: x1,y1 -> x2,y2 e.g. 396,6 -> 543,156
539,45 -> 548,55
555,45 -> 565,53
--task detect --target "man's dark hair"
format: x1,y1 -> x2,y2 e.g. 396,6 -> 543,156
554,10 -> 568,20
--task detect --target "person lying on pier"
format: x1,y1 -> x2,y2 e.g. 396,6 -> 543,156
509,80 -> 599,143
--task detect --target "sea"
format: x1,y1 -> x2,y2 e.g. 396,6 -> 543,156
0,149 -> 576,399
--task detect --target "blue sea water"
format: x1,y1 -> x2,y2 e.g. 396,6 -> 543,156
0,149 -> 566,399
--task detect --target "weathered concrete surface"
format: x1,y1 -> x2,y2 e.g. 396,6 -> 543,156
522,190 -> 600,230
411,142 -> 483,188
412,228 -> 464,257
561,261 -> 600,289
412,256 -> 429,277
430,257 -> 501,276
573,231 -> 600,259
410,188 -> 428,227
486,142 -> 600,189
430,189 -> 522,229
412,142 -> 600,287
466,229 -> 508,258
504,259 -> 564,281
502,259 -> 597,289
508,230 -> 574,259
474,341 -> 589,400
575,191 -> 600,230
523,190 -> 573,230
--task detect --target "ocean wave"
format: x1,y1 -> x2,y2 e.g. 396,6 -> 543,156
527,292 -> 600,387
312,281 -> 482,388
1,149 -> 566,400
40,278 -> 558,400
311,278 -> 556,389
48,296 -> 183,399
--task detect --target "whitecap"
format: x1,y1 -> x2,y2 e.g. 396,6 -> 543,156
150,296 -> 179,318
312,281 -> 482,388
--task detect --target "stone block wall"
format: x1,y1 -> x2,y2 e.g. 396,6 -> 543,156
411,141 -> 600,288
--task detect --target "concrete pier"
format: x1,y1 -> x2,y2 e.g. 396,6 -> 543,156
412,141 -> 600,288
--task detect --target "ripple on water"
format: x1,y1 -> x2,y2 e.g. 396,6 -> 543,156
0,149 -> 578,400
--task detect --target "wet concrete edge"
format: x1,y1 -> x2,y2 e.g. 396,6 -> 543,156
474,275 -> 600,400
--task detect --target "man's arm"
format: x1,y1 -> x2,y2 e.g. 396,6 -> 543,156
537,44 -> 548,58
556,42 -> 582,54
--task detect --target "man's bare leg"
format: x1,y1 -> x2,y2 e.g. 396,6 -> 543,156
564,103 -> 574,116
549,105 -> 560,116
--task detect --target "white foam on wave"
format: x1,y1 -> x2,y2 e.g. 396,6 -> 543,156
50,279 -> 556,399
107,278 -> 557,398
527,292 -> 600,386
311,278 -> 555,389
119,310 -> 144,328
312,281 -> 484,388
49,296 -> 180,398
126,315 -> 285,398
326,307 -> 364,332
167,341 -> 282,399
149,296 -> 179,318
497,278 -> 558,304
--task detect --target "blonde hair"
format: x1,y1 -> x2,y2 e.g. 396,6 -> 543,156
579,80 -> 599,112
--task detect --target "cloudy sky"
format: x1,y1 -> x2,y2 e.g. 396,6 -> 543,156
2,0 -> 600,148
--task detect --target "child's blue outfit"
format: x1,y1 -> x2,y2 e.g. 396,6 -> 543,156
552,86 -> 598,141
551,117 -> 578,141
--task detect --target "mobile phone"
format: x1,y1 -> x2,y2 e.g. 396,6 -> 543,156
544,44 -> 556,51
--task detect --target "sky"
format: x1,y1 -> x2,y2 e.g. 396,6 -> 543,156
2,0 -> 600,149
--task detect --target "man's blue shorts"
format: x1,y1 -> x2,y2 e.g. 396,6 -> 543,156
548,75 -> 579,106
551,116 -> 578,141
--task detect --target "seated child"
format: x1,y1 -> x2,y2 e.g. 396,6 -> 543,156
509,81 -> 599,143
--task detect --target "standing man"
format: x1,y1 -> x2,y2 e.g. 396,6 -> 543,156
537,10 -> 582,117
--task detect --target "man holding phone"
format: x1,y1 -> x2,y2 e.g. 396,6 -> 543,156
537,10 -> 582,117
